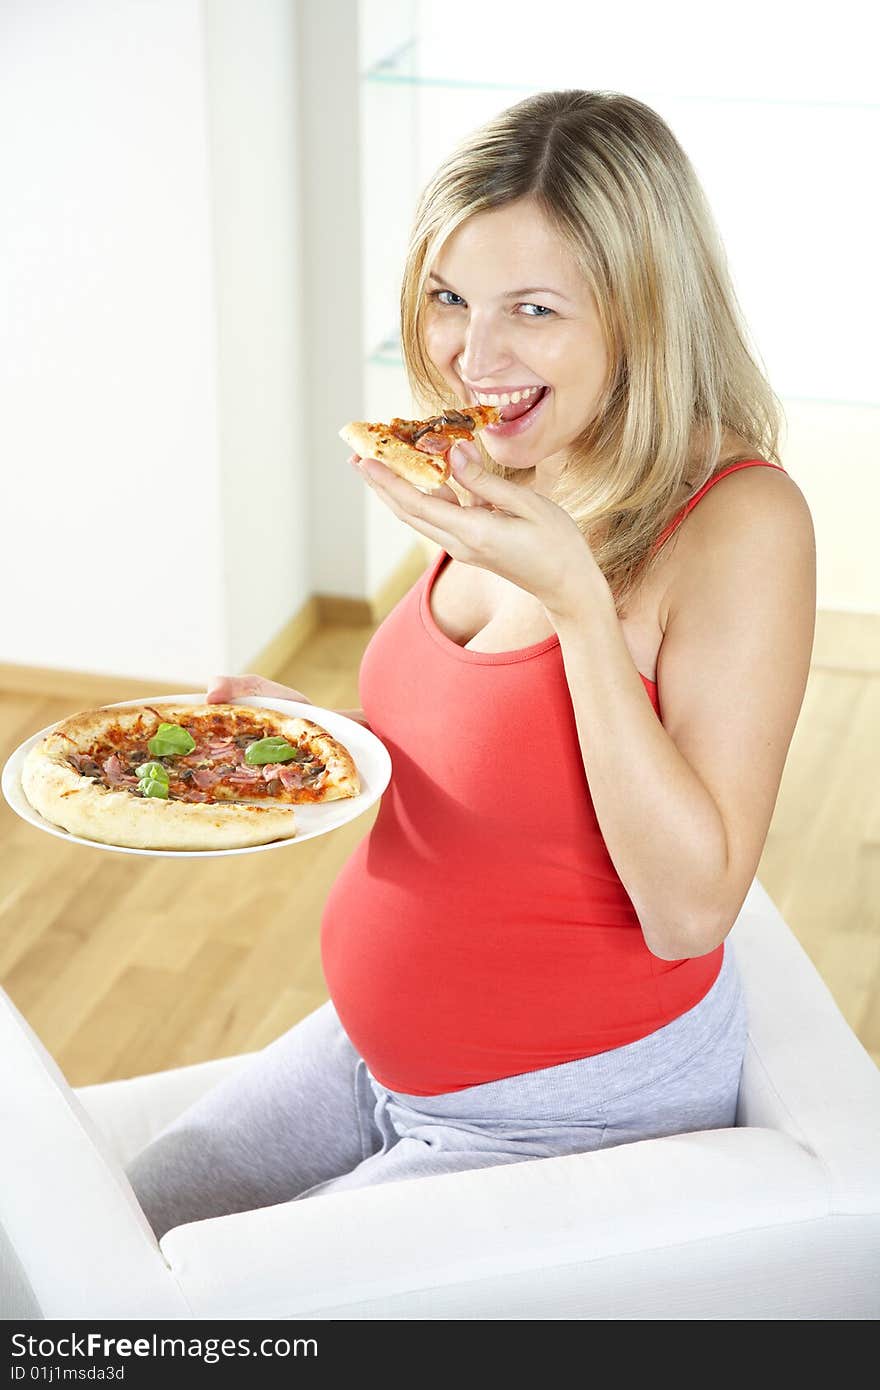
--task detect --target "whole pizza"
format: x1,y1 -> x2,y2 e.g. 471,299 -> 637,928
20,702 -> 360,851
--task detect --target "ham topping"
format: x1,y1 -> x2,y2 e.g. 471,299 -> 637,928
192,767 -> 224,789
389,415 -> 464,457
102,754 -> 137,787
389,407 -> 499,456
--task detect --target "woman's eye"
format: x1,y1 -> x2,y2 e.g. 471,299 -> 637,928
427,290 -> 553,318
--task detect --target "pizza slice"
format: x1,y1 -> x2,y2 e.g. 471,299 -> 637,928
339,404 -> 501,490
21,703 -> 361,851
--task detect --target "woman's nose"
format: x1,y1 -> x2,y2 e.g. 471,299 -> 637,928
457,328 -> 514,386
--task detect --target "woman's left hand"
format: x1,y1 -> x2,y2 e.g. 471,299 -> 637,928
350,439 -> 608,621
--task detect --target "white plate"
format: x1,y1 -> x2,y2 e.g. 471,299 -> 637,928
1,694 -> 391,859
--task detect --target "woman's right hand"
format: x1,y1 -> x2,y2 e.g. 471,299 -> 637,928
205,673 -> 314,706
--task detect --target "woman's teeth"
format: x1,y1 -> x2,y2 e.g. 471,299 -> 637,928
473,385 -> 543,407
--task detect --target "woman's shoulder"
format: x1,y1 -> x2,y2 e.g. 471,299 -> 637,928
663,452 -> 815,621
683,452 -> 811,532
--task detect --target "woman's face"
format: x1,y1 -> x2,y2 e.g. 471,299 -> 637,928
422,199 -> 610,481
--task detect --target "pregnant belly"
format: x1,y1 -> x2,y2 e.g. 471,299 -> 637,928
318,837 -> 691,1095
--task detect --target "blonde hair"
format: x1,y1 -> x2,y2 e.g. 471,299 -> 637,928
399,90 -> 784,614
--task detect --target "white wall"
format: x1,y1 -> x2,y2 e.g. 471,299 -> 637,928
297,0 -> 373,603
0,0 -> 226,682
202,0 -> 308,672
359,0 -> 422,598
0,0 -> 351,685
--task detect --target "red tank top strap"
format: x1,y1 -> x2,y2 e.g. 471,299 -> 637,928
652,459 -> 787,554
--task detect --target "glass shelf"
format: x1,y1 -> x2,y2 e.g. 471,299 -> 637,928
362,40 -> 537,93
362,36 -> 879,109
367,330 -> 403,368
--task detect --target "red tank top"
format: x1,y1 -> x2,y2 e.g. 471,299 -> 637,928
321,459 -> 787,1095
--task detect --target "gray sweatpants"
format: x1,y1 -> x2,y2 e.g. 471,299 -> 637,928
126,943 -> 747,1241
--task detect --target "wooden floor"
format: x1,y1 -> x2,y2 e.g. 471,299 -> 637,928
2,601 -> 879,1086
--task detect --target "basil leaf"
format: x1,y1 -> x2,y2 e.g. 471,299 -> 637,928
148,722 -> 196,756
136,760 -> 169,782
244,736 -> 299,766
139,775 -> 169,799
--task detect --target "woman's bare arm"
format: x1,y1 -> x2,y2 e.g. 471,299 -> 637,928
547,467 -> 816,960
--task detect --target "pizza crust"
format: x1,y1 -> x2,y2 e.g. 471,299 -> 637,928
339,422 -> 450,490
21,754 -> 297,850
20,702 -> 360,851
279,713 -> 360,801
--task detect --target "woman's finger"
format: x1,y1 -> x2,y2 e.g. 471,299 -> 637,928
400,474 -> 462,507
350,450 -> 491,510
359,473 -> 464,553
206,674 -> 313,704
449,441 -> 535,514
364,455 -> 504,556
206,675 -> 252,702
445,472 -> 494,510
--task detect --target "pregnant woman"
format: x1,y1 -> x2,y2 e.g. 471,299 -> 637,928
126,90 -> 816,1240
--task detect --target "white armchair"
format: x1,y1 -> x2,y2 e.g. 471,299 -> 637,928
2,878 -> 879,1320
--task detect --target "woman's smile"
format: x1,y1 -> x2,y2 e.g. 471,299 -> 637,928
477,385 -> 552,437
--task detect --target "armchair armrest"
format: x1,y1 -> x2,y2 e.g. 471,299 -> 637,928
730,883 -> 880,1213
162,1126 -> 826,1320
